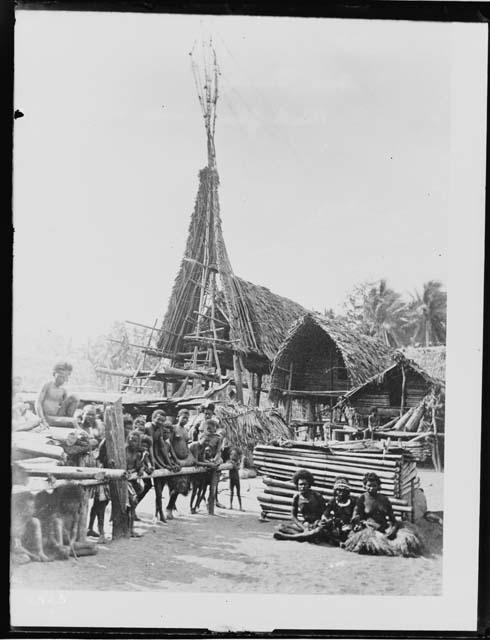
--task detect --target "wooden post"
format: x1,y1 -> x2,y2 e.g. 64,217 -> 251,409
255,374 -> 262,407
285,361 -> 294,436
431,405 -> 442,472
306,399 -> 315,441
400,364 -> 406,416
104,399 -> 129,539
247,370 -> 257,407
207,468 -> 218,515
233,353 -> 244,404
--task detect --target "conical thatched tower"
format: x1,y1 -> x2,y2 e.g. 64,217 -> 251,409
157,44 -> 306,402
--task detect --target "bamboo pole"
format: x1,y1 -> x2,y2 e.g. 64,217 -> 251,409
105,400 -> 130,539
18,466 -> 126,480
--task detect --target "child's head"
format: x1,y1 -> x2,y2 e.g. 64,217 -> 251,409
204,445 -> 213,459
140,435 -> 152,451
134,415 -> 147,432
177,408 -> 190,426
229,447 -> 241,463
126,430 -> 141,449
202,418 -> 219,436
151,409 -> 166,426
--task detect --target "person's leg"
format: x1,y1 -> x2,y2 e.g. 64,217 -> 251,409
236,478 -> 243,511
154,479 -> 166,523
96,501 -> 108,541
22,518 -> 50,561
70,541 -> 98,557
215,471 -> 225,509
59,394 -> 79,417
136,478 -> 153,509
87,500 -> 99,537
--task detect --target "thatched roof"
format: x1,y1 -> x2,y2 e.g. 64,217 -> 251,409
270,313 -> 394,395
401,346 -> 446,382
340,351 -> 444,404
232,277 -> 307,363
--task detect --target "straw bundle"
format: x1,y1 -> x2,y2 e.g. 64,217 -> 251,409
215,405 -> 290,459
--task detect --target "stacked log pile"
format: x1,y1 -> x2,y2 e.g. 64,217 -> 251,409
254,443 -> 419,522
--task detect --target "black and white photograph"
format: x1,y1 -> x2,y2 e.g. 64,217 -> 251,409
10,9 -> 486,632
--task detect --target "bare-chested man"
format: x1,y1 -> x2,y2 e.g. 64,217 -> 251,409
36,362 -> 79,428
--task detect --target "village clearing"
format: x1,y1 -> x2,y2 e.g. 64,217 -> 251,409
11,469 -> 443,596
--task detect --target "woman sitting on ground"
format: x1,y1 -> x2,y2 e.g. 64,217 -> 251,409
317,477 -> 356,545
343,471 -> 423,557
273,469 -> 326,541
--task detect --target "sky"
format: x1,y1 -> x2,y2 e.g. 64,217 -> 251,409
14,12 -> 452,348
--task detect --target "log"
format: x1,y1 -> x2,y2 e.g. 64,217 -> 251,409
13,442 -> 66,461
232,354 -> 244,404
17,464 -> 126,480
128,462 -> 233,481
404,400 -> 425,432
253,451 -> 399,472
392,408 -> 414,431
105,400 -> 129,539
253,456 -> 398,481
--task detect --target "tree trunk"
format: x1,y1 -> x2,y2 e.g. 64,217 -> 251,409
104,400 -> 129,539
233,354 -> 244,404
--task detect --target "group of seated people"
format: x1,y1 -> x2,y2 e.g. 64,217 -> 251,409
273,470 -> 423,557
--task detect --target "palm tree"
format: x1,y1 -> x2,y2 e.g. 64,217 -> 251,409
407,281 -> 447,346
344,280 -> 410,347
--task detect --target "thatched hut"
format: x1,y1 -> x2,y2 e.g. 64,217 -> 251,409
269,313 -> 393,421
400,346 -> 446,383
337,352 -> 445,467
340,352 -> 445,420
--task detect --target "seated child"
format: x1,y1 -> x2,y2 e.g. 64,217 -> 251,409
11,493 -> 50,564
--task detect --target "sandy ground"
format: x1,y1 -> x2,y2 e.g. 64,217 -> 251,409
11,469 -> 443,595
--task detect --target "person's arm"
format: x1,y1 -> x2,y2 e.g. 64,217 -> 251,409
35,382 -> 51,426
167,441 -> 181,470
381,495 -> 396,525
291,494 -> 304,530
351,494 -> 365,527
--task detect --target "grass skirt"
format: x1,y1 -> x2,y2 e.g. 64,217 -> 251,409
343,523 -> 424,557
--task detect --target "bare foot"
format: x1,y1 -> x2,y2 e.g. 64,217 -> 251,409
131,531 -> 143,538
87,529 -> 99,538
228,506 -> 233,510
239,508 -> 245,512
165,510 -> 174,520
97,535 -> 107,544
216,501 -> 226,509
